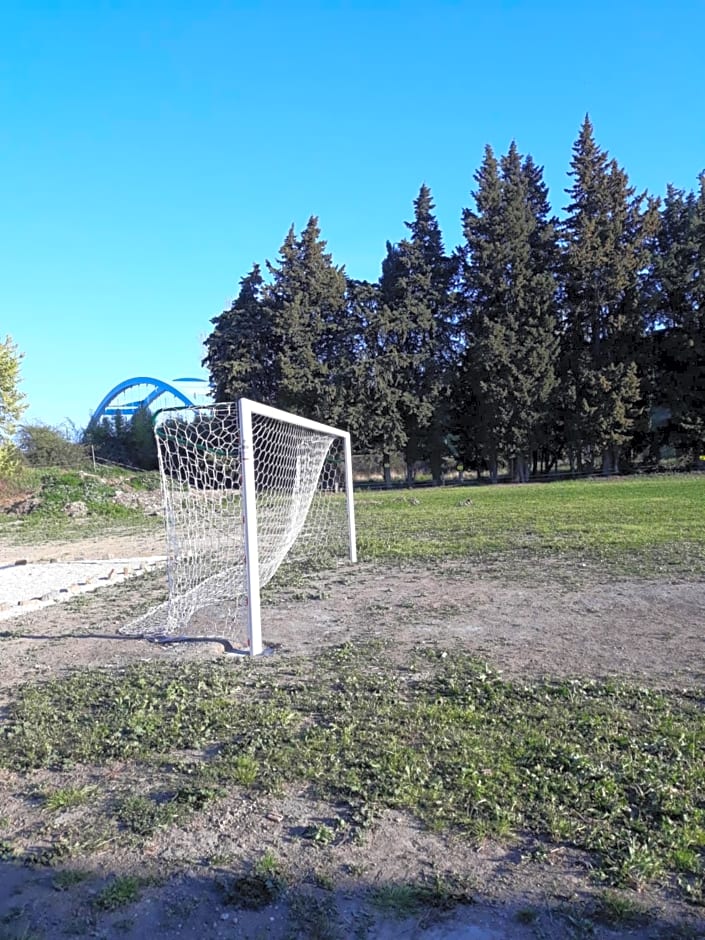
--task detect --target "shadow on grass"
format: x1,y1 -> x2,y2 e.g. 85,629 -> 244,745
0,856 -> 703,940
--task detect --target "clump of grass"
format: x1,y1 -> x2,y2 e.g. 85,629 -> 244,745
219,854 -> 287,910
41,785 -> 96,812
591,890 -> 652,927
93,875 -> 142,911
52,868 -> 92,891
287,892 -> 341,939
371,874 -> 473,917
114,795 -> 179,836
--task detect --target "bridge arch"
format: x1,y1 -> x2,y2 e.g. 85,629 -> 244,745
89,376 -> 212,428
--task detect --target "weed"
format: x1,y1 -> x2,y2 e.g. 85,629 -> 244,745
93,876 -> 142,911
591,890 -> 652,927
218,852 -> 287,910
171,783 -> 224,810
313,870 -> 335,890
371,873 -> 472,918
219,872 -> 282,910
287,892 -> 341,939
42,786 -> 96,812
254,850 -> 282,878
52,869 -> 92,891
371,883 -> 424,917
0,841 -> 15,860
114,795 -> 178,836
302,824 -> 335,846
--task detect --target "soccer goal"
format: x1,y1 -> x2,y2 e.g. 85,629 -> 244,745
121,398 -> 357,655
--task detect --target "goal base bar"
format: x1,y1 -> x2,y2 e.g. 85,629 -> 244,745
144,634 -> 278,657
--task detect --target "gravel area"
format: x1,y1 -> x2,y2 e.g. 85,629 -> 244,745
0,556 -> 166,621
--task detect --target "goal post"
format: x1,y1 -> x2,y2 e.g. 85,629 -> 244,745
121,398 -> 357,655
238,398 -> 357,654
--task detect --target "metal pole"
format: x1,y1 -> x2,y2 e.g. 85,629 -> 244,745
237,398 -> 263,656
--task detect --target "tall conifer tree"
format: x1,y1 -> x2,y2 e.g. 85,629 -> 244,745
560,117 -> 657,473
264,217 -> 349,424
344,277 -> 407,483
379,184 -> 453,482
456,143 -> 559,481
203,264 -> 277,403
648,177 -> 705,462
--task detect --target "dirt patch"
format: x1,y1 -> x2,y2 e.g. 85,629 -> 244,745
0,530 -> 166,565
0,545 -> 704,938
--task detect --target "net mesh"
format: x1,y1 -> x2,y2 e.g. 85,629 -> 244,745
121,402 -> 351,646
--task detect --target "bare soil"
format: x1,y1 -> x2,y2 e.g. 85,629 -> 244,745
1,533 -> 704,939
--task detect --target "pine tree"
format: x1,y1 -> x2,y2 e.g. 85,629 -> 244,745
128,406 -> 159,470
265,217 -> 349,424
560,116 -> 657,474
455,144 -> 559,482
344,277 -> 407,484
203,264 -> 277,403
648,176 -> 705,463
379,184 -> 453,483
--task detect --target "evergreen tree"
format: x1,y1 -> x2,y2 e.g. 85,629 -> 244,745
203,264 -> 278,403
344,277 -> 407,484
648,177 -> 705,463
455,143 -> 559,482
128,406 -> 159,470
265,217 -> 349,424
379,184 -> 453,483
560,116 -> 657,474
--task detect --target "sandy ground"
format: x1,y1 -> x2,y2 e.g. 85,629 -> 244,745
0,533 -> 704,938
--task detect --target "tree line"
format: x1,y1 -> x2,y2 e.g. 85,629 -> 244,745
205,116 -> 704,484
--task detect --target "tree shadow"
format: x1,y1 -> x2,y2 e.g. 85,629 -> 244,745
0,855 -> 702,940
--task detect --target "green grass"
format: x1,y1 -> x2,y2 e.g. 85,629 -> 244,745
93,875 -> 143,911
52,868 -> 92,891
1,643 -> 703,900
40,785 -> 96,812
0,466 -> 160,543
354,475 -> 705,575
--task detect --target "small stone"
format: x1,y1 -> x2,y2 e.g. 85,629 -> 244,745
266,812 -> 284,823
221,913 -> 230,921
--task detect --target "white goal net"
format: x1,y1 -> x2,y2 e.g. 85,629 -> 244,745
121,399 -> 357,654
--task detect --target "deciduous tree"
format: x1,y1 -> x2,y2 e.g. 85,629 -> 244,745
0,335 -> 26,475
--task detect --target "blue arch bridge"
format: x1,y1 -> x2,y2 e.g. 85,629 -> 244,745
88,376 -> 212,429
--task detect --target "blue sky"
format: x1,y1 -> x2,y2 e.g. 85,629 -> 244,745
3,0 -> 704,430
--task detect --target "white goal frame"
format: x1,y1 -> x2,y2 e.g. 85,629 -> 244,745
238,398 -> 357,655
122,398 -> 358,656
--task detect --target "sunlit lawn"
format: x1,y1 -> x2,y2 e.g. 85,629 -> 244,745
355,474 -> 705,575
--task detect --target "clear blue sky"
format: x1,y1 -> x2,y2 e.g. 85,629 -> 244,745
3,0 -> 704,430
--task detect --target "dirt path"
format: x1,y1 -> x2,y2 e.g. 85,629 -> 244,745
0,543 -> 704,939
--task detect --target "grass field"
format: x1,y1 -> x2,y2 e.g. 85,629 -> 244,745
0,472 -> 704,935
355,474 -> 705,576
2,643 -> 703,902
